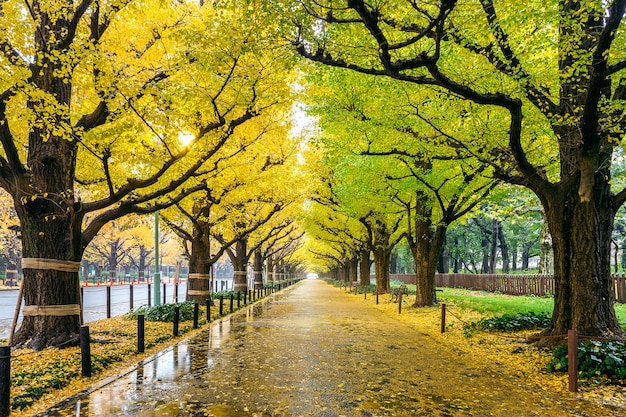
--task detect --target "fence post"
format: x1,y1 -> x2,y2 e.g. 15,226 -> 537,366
163,283 -> 167,305
568,329 -> 578,393
106,285 -> 111,318
364,287 -> 367,300
173,306 -> 180,337
376,290 -> 379,305
230,293 -> 234,313
0,346 -> 10,417
148,283 -> 152,307
206,299 -> 211,322
441,304 -> 446,333
130,283 -> 134,310
193,303 -> 199,329
398,292 -> 402,314
244,290 -> 247,305
137,314 -> 145,353
80,326 -> 91,377
219,295 -> 224,316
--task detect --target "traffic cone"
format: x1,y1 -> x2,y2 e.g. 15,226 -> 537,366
85,280 -> 88,287
97,280 -> 100,287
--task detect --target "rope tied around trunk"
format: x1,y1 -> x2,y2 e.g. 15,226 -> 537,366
22,258 -> 81,273
22,304 -> 81,317
188,290 -> 212,296
188,273 -> 211,280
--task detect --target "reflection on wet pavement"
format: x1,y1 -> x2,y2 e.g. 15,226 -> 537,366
42,280 -> 624,417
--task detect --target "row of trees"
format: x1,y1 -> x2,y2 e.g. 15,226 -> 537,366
291,0 -> 626,344
0,1 -> 307,350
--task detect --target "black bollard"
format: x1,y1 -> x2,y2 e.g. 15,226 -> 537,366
173,306 -> 180,337
148,283 -> 152,307
206,298 -> 211,322
175,282 -> 179,303
163,283 -> 167,305
106,285 -> 111,318
0,346 -> 10,417
237,291 -> 241,308
219,295 -> 224,316
193,302 -> 199,328
244,290 -> 247,305
130,283 -> 134,310
80,326 -> 91,377
230,293 -> 234,313
137,314 -> 145,353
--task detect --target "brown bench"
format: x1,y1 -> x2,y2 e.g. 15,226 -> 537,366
391,284 -> 407,302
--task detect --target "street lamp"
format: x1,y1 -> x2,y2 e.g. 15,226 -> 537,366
154,210 -> 161,305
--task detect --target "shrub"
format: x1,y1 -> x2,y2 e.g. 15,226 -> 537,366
125,301 -> 197,322
464,312 -> 552,334
547,340 -> 626,380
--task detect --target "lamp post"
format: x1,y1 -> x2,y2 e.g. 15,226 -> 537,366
154,211 -> 161,306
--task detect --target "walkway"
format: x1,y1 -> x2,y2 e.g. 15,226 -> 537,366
42,279 -> 624,416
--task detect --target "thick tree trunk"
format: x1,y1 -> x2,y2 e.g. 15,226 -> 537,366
539,178 -> 624,344
359,248 -> 370,286
231,239 -> 249,293
187,231 -> 212,303
372,247 -> 391,293
13,205 -> 82,350
411,216 -> 446,307
253,249 -> 264,289
349,258 -> 358,284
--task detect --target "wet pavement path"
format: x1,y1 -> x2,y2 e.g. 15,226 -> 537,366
43,279 -> 623,417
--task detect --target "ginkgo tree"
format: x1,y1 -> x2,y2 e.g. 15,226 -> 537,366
305,66 -> 498,305
293,0 -> 626,342
0,1 -> 288,350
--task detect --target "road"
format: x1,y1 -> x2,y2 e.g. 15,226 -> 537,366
0,282 -> 190,340
40,279 -> 625,417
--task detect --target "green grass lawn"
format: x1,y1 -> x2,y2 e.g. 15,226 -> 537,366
396,284 -> 626,328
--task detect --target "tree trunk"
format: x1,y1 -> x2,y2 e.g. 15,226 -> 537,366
267,255 -> 275,284
539,174 -> 624,344
410,206 -> 446,307
186,228 -> 212,303
389,252 -> 398,274
11,7 -> 82,348
349,258 -> 358,284
253,249 -> 264,289
13,200 -> 82,349
372,247 -> 391,293
538,219 -> 554,274
489,220 -> 499,274
480,235 -> 490,273
230,239 -> 249,293
511,243 -> 518,271
498,225 -> 510,274
359,248 -> 370,286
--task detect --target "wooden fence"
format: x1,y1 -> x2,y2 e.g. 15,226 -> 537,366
386,273 -> 626,303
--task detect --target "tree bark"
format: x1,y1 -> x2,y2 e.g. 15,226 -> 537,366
230,238 -> 249,293
409,202 -> 447,307
253,249 -> 264,289
489,220 -> 499,274
372,247 -> 391,293
359,248 -> 370,286
539,167 -> 624,344
538,219 -> 553,275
